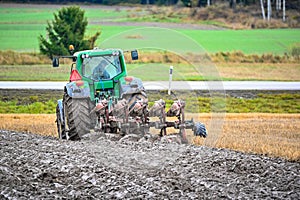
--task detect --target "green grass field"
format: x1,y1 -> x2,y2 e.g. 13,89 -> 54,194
0,5 -> 300,54
1,24 -> 299,55
181,29 -> 300,54
1,83 -> 300,114
0,4 -> 299,82
0,90 -> 299,114
0,6 -> 128,24
1,62 -> 299,81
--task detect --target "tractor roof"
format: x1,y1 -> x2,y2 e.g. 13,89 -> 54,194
73,48 -> 123,57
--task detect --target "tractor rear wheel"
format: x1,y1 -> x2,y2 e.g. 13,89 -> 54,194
63,94 -> 95,140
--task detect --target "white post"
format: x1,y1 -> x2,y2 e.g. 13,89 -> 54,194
168,66 -> 173,95
207,0 -> 210,6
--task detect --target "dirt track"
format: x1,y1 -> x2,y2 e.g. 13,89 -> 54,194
1,130 -> 299,199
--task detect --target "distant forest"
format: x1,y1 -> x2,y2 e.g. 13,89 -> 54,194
0,1 -> 299,13
1,0 -> 299,9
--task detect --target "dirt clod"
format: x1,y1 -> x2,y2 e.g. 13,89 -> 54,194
0,130 -> 299,199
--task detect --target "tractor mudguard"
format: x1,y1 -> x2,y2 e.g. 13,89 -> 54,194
120,77 -> 146,97
65,81 -> 90,98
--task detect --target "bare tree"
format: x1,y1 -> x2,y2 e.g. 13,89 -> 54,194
279,0 -> 281,10
283,0 -> 286,21
260,0 -> 266,20
267,0 -> 271,21
232,0 -> 236,9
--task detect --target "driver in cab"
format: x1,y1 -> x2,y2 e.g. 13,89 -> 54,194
92,60 -> 110,80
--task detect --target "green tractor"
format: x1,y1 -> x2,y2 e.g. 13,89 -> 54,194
53,47 -> 207,143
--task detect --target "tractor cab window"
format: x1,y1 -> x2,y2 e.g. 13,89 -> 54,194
82,55 -> 122,81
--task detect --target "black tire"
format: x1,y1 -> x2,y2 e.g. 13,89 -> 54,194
193,122 -> 207,138
63,94 -> 95,140
56,104 -> 66,139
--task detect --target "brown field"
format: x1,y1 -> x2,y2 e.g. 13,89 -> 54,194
0,113 -> 299,161
216,63 -> 300,81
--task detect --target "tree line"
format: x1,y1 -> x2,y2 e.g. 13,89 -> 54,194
3,0 -> 299,8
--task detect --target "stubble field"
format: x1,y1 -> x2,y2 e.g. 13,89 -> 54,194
1,113 -> 299,161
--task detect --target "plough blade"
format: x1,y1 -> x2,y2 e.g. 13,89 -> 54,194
91,95 -> 207,144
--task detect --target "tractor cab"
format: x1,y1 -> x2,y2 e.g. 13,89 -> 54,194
53,48 -> 138,101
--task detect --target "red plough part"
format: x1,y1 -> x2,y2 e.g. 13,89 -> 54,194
91,97 -> 207,144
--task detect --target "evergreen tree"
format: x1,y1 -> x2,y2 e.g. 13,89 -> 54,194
39,6 -> 100,59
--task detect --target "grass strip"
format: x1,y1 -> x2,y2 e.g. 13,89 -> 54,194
0,92 -> 299,114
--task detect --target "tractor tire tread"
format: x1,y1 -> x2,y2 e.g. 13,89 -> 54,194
64,95 -> 94,140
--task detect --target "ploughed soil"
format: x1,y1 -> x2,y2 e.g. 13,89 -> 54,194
0,89 -> 299,198
1,130 -> 299,199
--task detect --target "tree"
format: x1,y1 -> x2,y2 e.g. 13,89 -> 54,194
267,0 -> 272,21
39,6 -> 100,59
230,0 -> 237,9
181,0 -> 192,7
283,0 -> 286,22
260,0 -> 266,20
